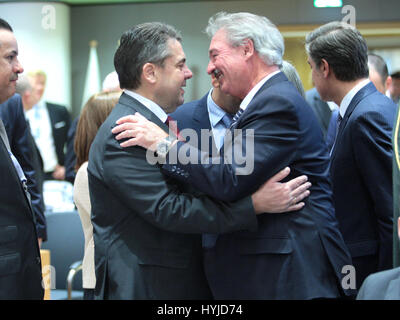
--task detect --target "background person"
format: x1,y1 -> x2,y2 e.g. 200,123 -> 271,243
73,91 -> 121,300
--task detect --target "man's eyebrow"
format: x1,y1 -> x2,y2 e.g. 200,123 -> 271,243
176,57 -> 186,65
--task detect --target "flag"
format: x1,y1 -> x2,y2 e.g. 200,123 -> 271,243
81,40 -> 101,109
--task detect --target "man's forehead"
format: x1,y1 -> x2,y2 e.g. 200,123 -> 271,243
0,29 -> 17,51
209,29 -> 229,50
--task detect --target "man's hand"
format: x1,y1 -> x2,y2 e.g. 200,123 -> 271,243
52,164 -> 65,180
112,113 -> 168,151
38,238 -> 42,249
251,167 -> 311,214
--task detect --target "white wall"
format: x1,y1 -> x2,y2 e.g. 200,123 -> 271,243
0,2 -> 71,109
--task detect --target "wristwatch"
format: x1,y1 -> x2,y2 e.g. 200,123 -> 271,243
156,136 -> 176,158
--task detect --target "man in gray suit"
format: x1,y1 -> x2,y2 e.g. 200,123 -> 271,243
357,216 -> 400,299
88,22 -> 310,299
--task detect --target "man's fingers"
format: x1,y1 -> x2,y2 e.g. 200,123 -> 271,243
115,129 -> 138,141
291,190 -> 310,204
287,175 -> 308,190
268,167 -> 290,183
120,137 -> 139,148
291,181 -> 312,197
115,115 -> 139,125
286,202 -> 305,212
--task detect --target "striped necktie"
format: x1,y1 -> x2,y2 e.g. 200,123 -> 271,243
230,108 -> 244,128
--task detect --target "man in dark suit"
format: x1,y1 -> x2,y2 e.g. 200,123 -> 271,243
306,22 -> 396,289
26,70 -> 70,181
113,12 -> 354,299
326,53 -> 392,152
89,22 -> 311,300
0,93 -> 47,245
0,18 -> 43,299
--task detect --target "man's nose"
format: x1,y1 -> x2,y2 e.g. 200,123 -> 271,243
206,60 -> 215,75
184,65 -> 193,80
14,58 -> 23,74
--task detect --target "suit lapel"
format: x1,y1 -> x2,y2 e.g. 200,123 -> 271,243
0,136 -> 34,218
231,72 -> 288,130
331,82 -> 376,160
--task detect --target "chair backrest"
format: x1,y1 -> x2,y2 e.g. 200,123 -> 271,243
41,211 -> 84,290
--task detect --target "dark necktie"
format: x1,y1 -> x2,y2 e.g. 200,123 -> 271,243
330,113 -> 343,155
165,115 -> 182,140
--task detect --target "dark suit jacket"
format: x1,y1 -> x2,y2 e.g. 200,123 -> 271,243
306,87 -> 333,138
163,72 -> 354,299
88,92 -> 257,300
357,267 -> 400,300
330,82 -> 396,288
0,107 -> 43,299
0,94 -> 47,241
46,102 -> 71,166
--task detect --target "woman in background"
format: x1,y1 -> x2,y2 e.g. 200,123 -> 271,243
73,91 -> 121,300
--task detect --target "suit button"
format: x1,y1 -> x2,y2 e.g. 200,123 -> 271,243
36,257 -> 41,265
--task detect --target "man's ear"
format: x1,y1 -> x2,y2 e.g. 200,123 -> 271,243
386,76 -> 392,92
142,63 -> 157,84
320,58 -> 330,78
242,38 -> 255,59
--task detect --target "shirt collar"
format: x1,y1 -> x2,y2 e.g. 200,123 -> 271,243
339,79 -> 370,118
207,88 -> 229,128
124,89 -> 168,123
240,70 -> 281,111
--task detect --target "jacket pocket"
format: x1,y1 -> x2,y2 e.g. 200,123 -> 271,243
0,252 -> 21,276
347,240 -> 378,258
237,237 -> 293,255
0,226 -> 17,244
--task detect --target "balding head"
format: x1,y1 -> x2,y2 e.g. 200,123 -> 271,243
368,53 -> 389,94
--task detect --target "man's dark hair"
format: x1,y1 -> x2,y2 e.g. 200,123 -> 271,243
368,53 -> 389,85
391,71 -> 400,80
0,18 -> 13,32
114,22 -> 181,90
305,21 -> 369,82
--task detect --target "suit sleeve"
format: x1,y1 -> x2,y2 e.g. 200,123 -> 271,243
162,94 -> 299,202
7,97 -> 47,241
352,111 -> 393,271
100,135 -> 258,234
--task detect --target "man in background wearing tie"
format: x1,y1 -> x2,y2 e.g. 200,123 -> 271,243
25,70 -> 70,181
0,18 -> 43,299
306,21 -> 396,289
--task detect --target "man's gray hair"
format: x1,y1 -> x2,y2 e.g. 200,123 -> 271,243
16,75 -> 32,96
205,12 -> 284,67
280,61 -> 305,98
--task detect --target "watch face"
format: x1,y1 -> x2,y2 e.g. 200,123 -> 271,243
159,143 -> 168,153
